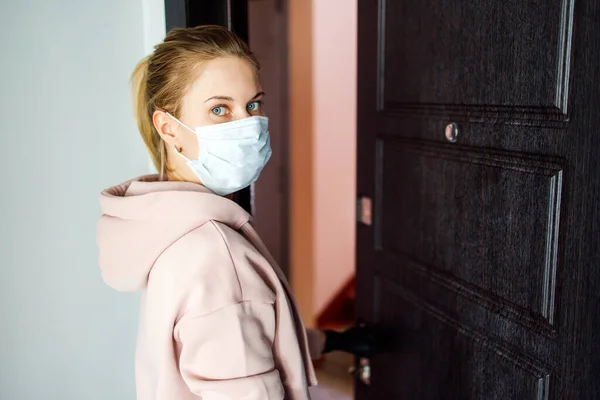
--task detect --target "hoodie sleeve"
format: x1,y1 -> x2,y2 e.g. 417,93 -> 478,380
175,301 -> 285,400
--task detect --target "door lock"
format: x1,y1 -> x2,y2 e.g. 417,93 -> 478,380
445,122 -> 459,142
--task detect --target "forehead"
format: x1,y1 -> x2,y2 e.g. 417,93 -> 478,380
186,57 -> 261,101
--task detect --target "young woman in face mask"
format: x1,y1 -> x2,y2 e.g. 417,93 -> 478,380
96,26 -> 377,400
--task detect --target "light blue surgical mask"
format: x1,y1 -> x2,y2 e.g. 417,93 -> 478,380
167,113 -> 272,196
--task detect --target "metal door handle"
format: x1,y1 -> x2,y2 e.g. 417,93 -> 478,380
348,357 -> 371,385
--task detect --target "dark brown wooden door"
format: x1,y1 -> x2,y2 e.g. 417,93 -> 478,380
356,0 -> 600,399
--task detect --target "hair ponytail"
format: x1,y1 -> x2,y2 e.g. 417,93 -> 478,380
131,56 -> 167,177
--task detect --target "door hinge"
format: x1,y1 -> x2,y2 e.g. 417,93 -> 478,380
357,196 -> 373,226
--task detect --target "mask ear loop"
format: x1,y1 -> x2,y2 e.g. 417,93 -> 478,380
166,112 -> 196,134
165,112 -> 194,162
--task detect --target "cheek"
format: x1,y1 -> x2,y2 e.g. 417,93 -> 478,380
180,130 -> 200,160
178,111 -> 213,160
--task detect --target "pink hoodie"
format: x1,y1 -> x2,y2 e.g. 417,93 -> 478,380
97,175 -> 317,400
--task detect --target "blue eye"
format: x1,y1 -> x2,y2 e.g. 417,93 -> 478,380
247,101 -> 262,112
211,106 -> 227,116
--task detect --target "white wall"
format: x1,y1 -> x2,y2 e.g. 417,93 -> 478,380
0,0 -> 164,398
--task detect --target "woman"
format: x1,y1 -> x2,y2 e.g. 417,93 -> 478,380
97,25 -> 374,400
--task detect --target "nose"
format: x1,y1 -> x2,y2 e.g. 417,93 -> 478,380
231,106 -> 252,120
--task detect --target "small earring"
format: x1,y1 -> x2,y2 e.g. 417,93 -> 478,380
173,144 -> 182,153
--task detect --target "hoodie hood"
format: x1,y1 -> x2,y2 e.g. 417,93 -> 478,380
97,174 -> 251,292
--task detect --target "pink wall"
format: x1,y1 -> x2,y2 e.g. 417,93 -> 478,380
289,0 -> 357,323
312,0 -> 357,315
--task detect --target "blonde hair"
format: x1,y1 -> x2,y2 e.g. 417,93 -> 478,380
131,25 -> 260,177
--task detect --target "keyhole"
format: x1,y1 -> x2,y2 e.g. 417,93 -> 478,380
445,122 -> 458,142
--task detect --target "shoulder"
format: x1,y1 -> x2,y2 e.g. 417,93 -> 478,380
154,221 -> 233,278
151,221 -> 275,316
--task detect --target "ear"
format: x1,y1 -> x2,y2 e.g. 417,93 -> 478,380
153,110 -> 180,148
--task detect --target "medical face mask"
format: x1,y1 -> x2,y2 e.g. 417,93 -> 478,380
167,114 -> 272,196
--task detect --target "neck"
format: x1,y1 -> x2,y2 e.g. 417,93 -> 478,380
166,170 -> 234,200
166,168 -> 202,185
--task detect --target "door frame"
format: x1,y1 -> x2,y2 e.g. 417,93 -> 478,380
164,0 -> 253,215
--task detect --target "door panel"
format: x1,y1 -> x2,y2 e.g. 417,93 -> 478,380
356,0 -> 600,398
380,0 -> 573,123
378,138 -> 562,330
374,277 -> 550,400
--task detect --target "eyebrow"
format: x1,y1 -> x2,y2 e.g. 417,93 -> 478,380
204,91 -> 265,103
